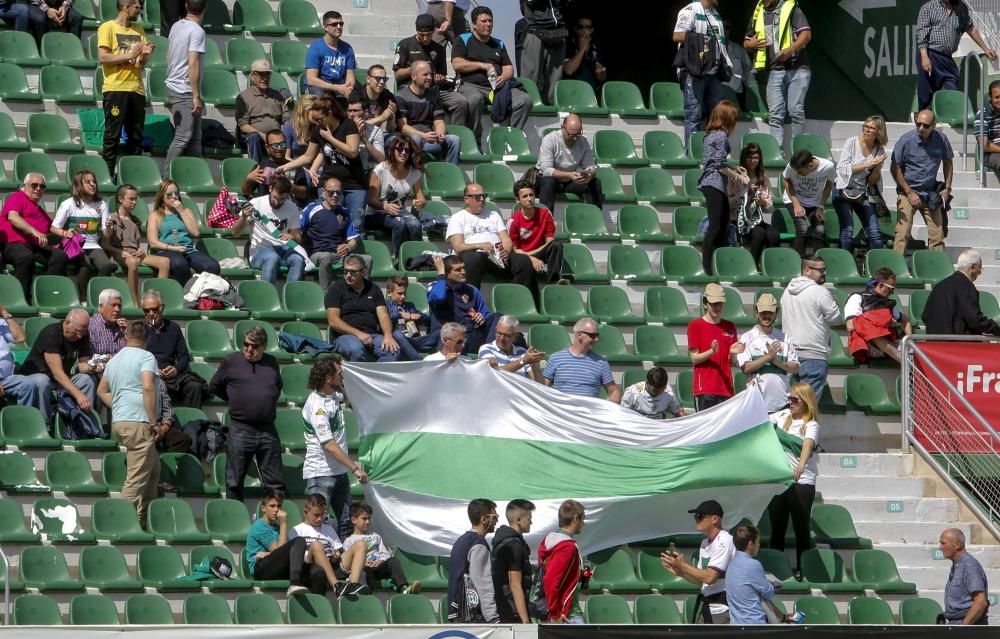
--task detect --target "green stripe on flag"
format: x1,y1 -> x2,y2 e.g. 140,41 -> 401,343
362,421 -> 792,501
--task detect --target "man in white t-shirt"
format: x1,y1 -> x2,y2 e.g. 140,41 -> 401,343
446,182 -> 539,303
163,0 -> 205,167
230,175 -> 307,285
737,293 -> 799,413
621,367 -> 685,419
782,149 -> 836,258
661,499 -> 736,624
290,493 -> 369,598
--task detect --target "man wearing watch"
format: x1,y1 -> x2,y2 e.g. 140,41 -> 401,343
300,175 -> 370,291
478,315 -> 544,382
891,109 -> 952,254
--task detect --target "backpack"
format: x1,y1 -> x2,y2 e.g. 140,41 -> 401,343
526,554 -> 550,619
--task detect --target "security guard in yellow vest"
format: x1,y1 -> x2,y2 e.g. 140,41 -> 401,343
744,0 -> 812,151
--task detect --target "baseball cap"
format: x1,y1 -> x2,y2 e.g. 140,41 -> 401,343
703,283 -> 726,304
250,59 -> 271,73
756,293 -> 778,312
415,14 -> 436,32
688,500 -> 724,518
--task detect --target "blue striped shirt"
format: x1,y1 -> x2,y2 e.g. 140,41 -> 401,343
543,349 -> 612,397
725,550 -> 774,624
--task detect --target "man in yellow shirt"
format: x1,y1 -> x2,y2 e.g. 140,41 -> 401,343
97,0 -> 154,179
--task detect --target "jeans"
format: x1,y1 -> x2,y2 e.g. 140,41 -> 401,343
791,206 -> 825,258
341,189 -> 368,235
250,243 -> 306,285
409,132 -> 461,164
832,190 -> 882,253
0,374 -> 40,410
243,132 -> 267,164
368,211 -> 422,259
72,248 -> 116,300
0,2 -> 29,32
766,66 -> 811,150
165,89 -> 203,167
537,176 -> 604,212
680,70 -> 724,149
226,426 -> 285,502
26,372 -> 96,428
306,473 -> 353,540
163,249 -> 221,284
333,332 -> 402,362
395,331 -> 440,361
458,250 -> 540,305
27,5 -> 82,40
796,358 -> 828,400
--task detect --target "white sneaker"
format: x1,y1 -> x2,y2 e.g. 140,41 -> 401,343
286,585 -> 309,597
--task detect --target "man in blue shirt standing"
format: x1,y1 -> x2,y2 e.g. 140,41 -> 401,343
940,527 -> 990,625
305,10 -> 356,98
726,524 -> 792,624
891,109 -> 952,254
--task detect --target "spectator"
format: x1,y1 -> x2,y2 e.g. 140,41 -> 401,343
367,135 -> 426,263
673,0 -> 728,147
735,143 -> 779,267
324,254 -> 402,362
542,317 -> 621,402
767,382 -> 819,575
699,100 -> 748,274
290,494 -> 369,597
163,0 -> 205,168
51,170 -> 115,300
490,499 -> 534,623
344,501 -> 422,594
661,499 -> 735,624
230,175 -> 305,286
780,257 -> 841,400
727,524 -> 791,624
923,250 -> 1000,335
97,0 -> 154,179
509,180 -> 568,285
428,254 -> 499,355
304,10 -> 356,98
536,115 -> 602,213
241,130 -> 311,203
395,60 -> 462,164
426,0 -> 469,45
0,0 -> 29,36
782,149 -> 835,258
393,15 -> 473,126
88,289 -> 128,359
300,175 -> 364,290
278,97 -> 368,235
537,499 -> 585,624
346,96 -> 387,174
722,19 -> 753,113
210,326 -> 286,502
159,0 -> 183,36
18,309 -> 98,428
96,320 -> 161,527
562,15 -> 606,94
284,94 -> 316,167
147,180 -> 220,284
833,116 -> 888,254
688,283 -> 745,412
0,174 -> 69,302
28,0 -> 83,44
385,276 -> 436,360
349,64 -> 397,132
103,184 -> 171,306
517,0 -> 568,103
845,268 -> 912,364
142,290 -> 207,407
0,307 -> 39,411
236,60 -> 292,164
447,183 -> 539,301
452,6 -> 532,147
891,109 -> 951,254
916,0 -> 996,111
976,80 -> 1000,183
737,293 -> 799,413
621,366 -> 686,419
743,0 -> 812,151
447,498 -> 500,623
939,527 -> 990,625
424,321 -> 467,361
478,315 -> 544,381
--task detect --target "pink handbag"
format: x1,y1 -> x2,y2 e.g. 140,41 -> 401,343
208,187 -> 240,228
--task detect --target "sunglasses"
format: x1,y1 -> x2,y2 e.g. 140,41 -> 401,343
789,396 -> 802,403
27,182 -> 46,190
325,21 -> 344,27
578,331 -> 600,339
464,193 -> 487,200
694,513 -> 708,521
808,266 -> 827,273
243,341 -> 262,349
142,307 -> 162,313
369,76 -> 388,83
344,268 -> 365,274
269,142 -> 288,149
916,122 -> 934,129
393,145 -> 411,154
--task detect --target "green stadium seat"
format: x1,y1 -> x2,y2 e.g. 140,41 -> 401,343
602,80 -> 656,117
339,595 -> 386,624
594,129 -> 646,167
596,166 -> 636,203
491,283 -> 548,322
184,593 -> 234,624
44,450 -> 108,495
233,319 -> 292,362
200,37 -> 231,71
473,163 -> 516,201
40,65 -> 95,104
674,372 -> 694,410
721,286 -> 755,327
588,548 -> 649,593
898,597 -> 943,625
14,594 -> 63,625
147,499 -> 211,544
540,287 -> 588,325
137,545 -> 201,592
281,281 -> 328,322
814,247 -> 866,286
21,546 -> 85,592
852,549 -> 917,594
844,373 -> 900,415
75,0 -> 99,27
233,0 -> 287,34
0,112 -> 27,152
225,38 -> 267,73
643,130 -> 697,169
649,82 -> 683,118
908,289 -> 929,331
634,594 -> 682,623
682,168 -> 706,204
278,0 -> 322,35
643,287 -> 693,325
185,319 -> 237,360
392,549 -> 447,591
713,247 -> 772,285
800,548 -> 864,594
592,323 -> 641,364
633,325 -> 690,365
0,275 -> 34,316
1,405 -> 61,449
87,276 -> 141,318
79,546 -> 143,592
810,503 -> 872,549
529,324 -> 571,357
277,364 -> 309,406
555,79 -> 608,115
587,285 -> 641,327
562,243 -> 609,283
395,240 -> 437,280
141,34 -> 168,68
42,31 -> 96,68
761,247 -> 802,284
516,75 -> 556,114
67,154 -> 116,193
754,549 -> 811,594
275,408 -> 307,452
0,499 -> 37,544
487,127 -> 537,163
687,132 -> 706,163
204,0 -> 242,32
661,245 -> 718,284
220,157 -> 256,191
286,592 -> 337,623
92,497 -> 155,543
200,68 -> 241,107
445,124 -> 490,162
33,274 -> 82,315
267,39 -> 307,74
0,450 -> 50,494
672,205 -> 706,244
170,156 -> 218,195
203,499 -> 251,544
160,452 -> 221,496
117,155 -> 163,195
912,249 -> 953,284
173,407 -> 208,429
70,593 -> 121,625
564,203 -> 617,241
633,167 -> 688,204
125,594 -> 175,624
356,238 -> 399,279
607,245 -> 665,284
864,249 -> 923,287
189,546 -> 254,591
237,280 -> 295,321
791,133 -> 834,162
195,237 -> 257,280
794,595 -> 840,624
16,152 -> 69,192
387,593 -> 437,623
423,161 -> 467,198
932,89 -> 974,127
0,63 -> 42,102
849,596 -> 895,624
24,317 -> 60,349
742,132 -> 786,169
584,593 -> 634,623
0,30 -> 46,66
634,549 -> 699,593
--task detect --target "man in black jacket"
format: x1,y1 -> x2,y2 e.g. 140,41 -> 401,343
142,290 -> 206,407
923,249 -> 1000,336
492,499 -> 535,623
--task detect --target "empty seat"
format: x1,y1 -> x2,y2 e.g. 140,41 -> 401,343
633,325 -> 691,365
0,30 -> 46,66
226,41 -> 268,73
633,167 -> 688,204
649,82 -> 683,118
528,324 -> 571,356
932,89 -> 974,127
565,202 -> 619,240
541,287 -> 588,325
682,168 -> 707,204
851,549 -> 917,594
234,0 -> 287,34
864,249 -> 923,287
672,205 -> 707,244
810,503 -> 873,549
237,280 -> 295,321
912,249 -> 954,284
643,130 -> 697,168
15,152 -> 69,192
70,593 -> 121,625
0,62 -> 42,102
1,405 -> 61,449
286,592 -> 337,624
40,65 -> 96,104
487,127 -> 537,163
159,452 -> 221,496
0,273 -> 36,315
661,245 -> 718,284
713,247 -> 772,285
601,80 -> 655,117
794,595 -> 841,624
0,449 -> 51,494
339,594 -> 387,624
761,247 -> 802,285
898,597 -> 943,625
423,161 -> 467,198
124,594 -> 175,624
584,593 -> 634,623
643,287 -> 693,325
117,156 -> 164,195
170,157 -> 219,195
633,594 -> 682,624
184,593 -> 234,624
281,280 -> 328,321
607,245 -> 665,284
791,133 -> 834,162
592,323 -> 641,364
91,497 -> 155,543
562,243 -> 609,283
42,31 -> 96,68
844,374 -> 900,415
617,204 -> 673,243
147,499 -> 211,544
13,594 -> 63,625
800,548 -> 864,594
555,79 -> 608,115
277,0 -> 322,35
472,163 -> 516,201
491,283 -> 548,323
45,450 -> 108,495
588,547 -> 649,593
594,129 -> 646,167
596,166 -> 637,203
815,247 -> 867,286
21,545 -> 85,592
588,284 -> 644,325
137,545 -> 200,592
847,595 -> 895,624
79,546 -> 143,592
186,319 -> 237,360
204,499 -> 251,543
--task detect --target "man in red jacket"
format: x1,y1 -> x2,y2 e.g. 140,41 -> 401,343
537,499 -> 586,623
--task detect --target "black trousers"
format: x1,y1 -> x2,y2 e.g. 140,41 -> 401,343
163,370 -> 207,407
702,186 -> 730,274
533,241 -> 565,283
695,394 -> 728,412
102,91 -> 146,177
768,482 -> 816,570
364,556 -> 409,591
537,176 -> 604,212
745,224 -> 780,268
254,536 -> 307,582
159,0 -> 185,36
458,249 -> 540,305
225,426 -> 285,502
4,243 -> 69,301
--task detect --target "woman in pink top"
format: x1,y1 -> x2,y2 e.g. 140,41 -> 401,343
0,174 -> 69,300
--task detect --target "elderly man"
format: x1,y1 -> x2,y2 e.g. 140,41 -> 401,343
325,254 -> 403,362
940,527 -> 990,625
536,115 -> 602,212
0,306 -> 39,410
924,250 -> 1000,335
542,318 -> 620,402
0,174 -> 70,301
89,289 -> 128,362
780,257 -> 842,399
395,60 -> 461,164
18,309 -> 98,428
393,14 -> 472,125
142,290 -> 206,407
424,322 -> 467,361
916,0 -> 997,110
892,110 -> 952,253
236,60 -> 292,163
428,254 -> 498,354
478,315 -> 544,381
845,267 -> 912,364
662,499 -> 735,624
210,326 -> 285,502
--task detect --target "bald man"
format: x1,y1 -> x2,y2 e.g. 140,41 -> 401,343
394,59 -> 461,164
939,528 -> 989,625
890,109 -> 952,253
0,173 -> 69,301
535,114 -> 603,212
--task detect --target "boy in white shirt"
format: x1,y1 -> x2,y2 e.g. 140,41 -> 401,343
343,501 -> 421,594
621,367 -> 686,419
290,493 -> 369,597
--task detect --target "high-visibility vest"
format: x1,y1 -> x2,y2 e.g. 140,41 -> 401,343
752,0 -> 797,70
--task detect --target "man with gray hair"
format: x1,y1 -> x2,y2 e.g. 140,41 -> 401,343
89,288 -> 128,361
923,249 -> 1000,336
541,317 -> 620,402
424,322 -> 467,361
939,527 -> 989,625
478,315 -> 544,381
1,173 -> 70,302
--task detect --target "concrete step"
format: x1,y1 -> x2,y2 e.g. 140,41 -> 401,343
824,497 -> 959,522
817,452 -> 912,477
877,543 -> 1000,568
341,13 -> 418,36
854,520 -> 970,545
816,475 -> 930,499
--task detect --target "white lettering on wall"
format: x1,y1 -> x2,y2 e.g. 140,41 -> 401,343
864,25 -> 916,79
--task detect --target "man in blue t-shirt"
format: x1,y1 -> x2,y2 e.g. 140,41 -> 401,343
304,9 -> 356,98
542,317 -> 620,401
300,175 -> 371,290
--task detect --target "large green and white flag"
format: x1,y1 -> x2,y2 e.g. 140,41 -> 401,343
343,359 -> 793,556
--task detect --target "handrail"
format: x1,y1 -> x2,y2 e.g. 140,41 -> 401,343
962,52 -> 988,187
1,546 -> 8,625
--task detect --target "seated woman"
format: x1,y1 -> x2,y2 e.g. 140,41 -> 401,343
367,135 -> 425,263
102,184 -> 170,306
734,143 -> 780,268
146,180 -> 220,284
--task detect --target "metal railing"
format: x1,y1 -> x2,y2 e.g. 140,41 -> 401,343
1,546 -> 8,625
901,335 -> 1000,543
962,52 -> 988,186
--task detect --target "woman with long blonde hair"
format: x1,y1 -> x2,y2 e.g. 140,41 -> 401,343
832,115 -> 888,253
146,180 -> 220,283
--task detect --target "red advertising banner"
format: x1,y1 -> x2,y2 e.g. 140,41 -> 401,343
912,341 -> 1000,454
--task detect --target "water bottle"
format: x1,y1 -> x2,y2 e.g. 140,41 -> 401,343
171,229 -> 179,245
487,66 -> 498,90
789,610 -> 806,624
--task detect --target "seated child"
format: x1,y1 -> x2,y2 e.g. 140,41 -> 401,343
385,275 -> 438,359
343,501 -> 421,594
290,493 -> 370,597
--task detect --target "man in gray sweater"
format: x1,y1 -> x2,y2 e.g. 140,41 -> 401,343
779,257 -> 842,399
535,114 -> 603,211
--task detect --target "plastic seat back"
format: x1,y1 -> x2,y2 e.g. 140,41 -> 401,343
70,593 -> 121,625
